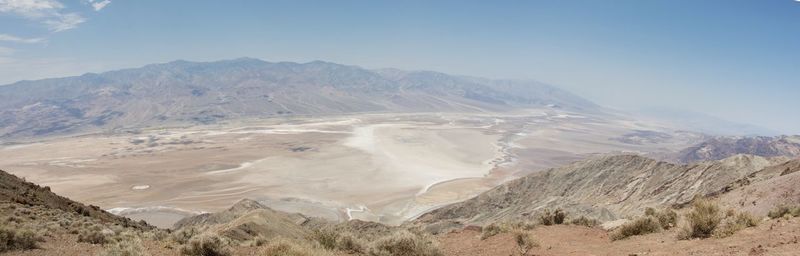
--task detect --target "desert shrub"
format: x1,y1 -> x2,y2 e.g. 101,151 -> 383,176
735,212 -> 759,228
172,228 -> 198,245
610,216 -> 662,241
513,230 -> 539,255
538,209 -> 567,226
656,209 -> 678,230
79,228 -> 112,244
714,212 -> 760,238
480,223 -> 505,240
644,207 -> 656,216
250,235 -> 268,247
258,237 -> 332,256
99,237 -> 148,256
767,205 -> 800,219
678,199 -> 722,240
309,228 -> 365,254
644,207 -> 678,229
310,228 -> 338,250
143,229 -> 169,242
335,232 -> 366,254
180,235 -> 231,256
570,216 -> 599,227
367,230 -> 442,256
0,226 -> 41,252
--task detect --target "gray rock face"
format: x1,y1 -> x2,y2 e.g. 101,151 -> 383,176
0,58 -> 598,140
414,154 -> 787,226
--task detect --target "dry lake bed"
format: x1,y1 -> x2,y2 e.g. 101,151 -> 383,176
0,109 -> 701,227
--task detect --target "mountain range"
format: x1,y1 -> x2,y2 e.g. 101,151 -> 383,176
0,58 -> 598,140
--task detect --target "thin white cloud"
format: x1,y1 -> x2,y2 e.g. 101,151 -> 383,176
87,0 -> 110,11
0,33 -> 44,43
42,12 -> 85,31
0,0 -> 86,32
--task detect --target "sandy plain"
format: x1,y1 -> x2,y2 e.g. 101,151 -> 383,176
0,109 -> 700,227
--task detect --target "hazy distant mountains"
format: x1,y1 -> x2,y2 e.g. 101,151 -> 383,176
0,58 -> 598,139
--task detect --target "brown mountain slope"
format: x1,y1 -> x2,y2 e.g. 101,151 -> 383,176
415,154 -> 785,227
0,168 -> 151,229
716,159 -> 800,217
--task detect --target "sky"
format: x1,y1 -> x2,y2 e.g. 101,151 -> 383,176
1,0 -> 799,134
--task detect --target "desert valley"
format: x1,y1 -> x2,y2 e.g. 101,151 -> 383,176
1,1 -> 799,255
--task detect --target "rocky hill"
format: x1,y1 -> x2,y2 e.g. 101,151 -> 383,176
0,58 -> 598,140
0,168 -> 151,230
414,154 -> 794,227
672,135 -> 800,163
172,199 -> 325,242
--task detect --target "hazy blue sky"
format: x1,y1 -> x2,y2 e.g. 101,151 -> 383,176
1,0 -> 799,134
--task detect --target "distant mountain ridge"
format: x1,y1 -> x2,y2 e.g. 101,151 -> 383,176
671,135 -> 800,163
0,58 -> 599,140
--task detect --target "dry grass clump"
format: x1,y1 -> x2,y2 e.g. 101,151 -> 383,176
538,209 -> 566,226
78,226 -> 113,244
172,228 -> 198,245
480,220 -> 539,240
480,223 -> 506,240
99,236 -> 149,256
180,234 -> 231,256
610,216 -> 662,241
767,205 -> 800,219
644,207 -> 678,230
258,237 -> 333,256
310,228 -> 366,254
334,232 -> 367,254
677,199 -> 722,240
367,230 -> 443,256
513,230 -> 539,256
713,212 -> 760,238
0,225 -> 42,252
569,216 -> 599,227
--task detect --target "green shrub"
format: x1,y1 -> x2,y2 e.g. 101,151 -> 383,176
678,199 -> 722,240
0,226 -> 41,252
368,230 -> 442,256
610,216 -> 662,241
180,235 -> 231,256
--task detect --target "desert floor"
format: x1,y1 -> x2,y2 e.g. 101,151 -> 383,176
0,109 -> 700,228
